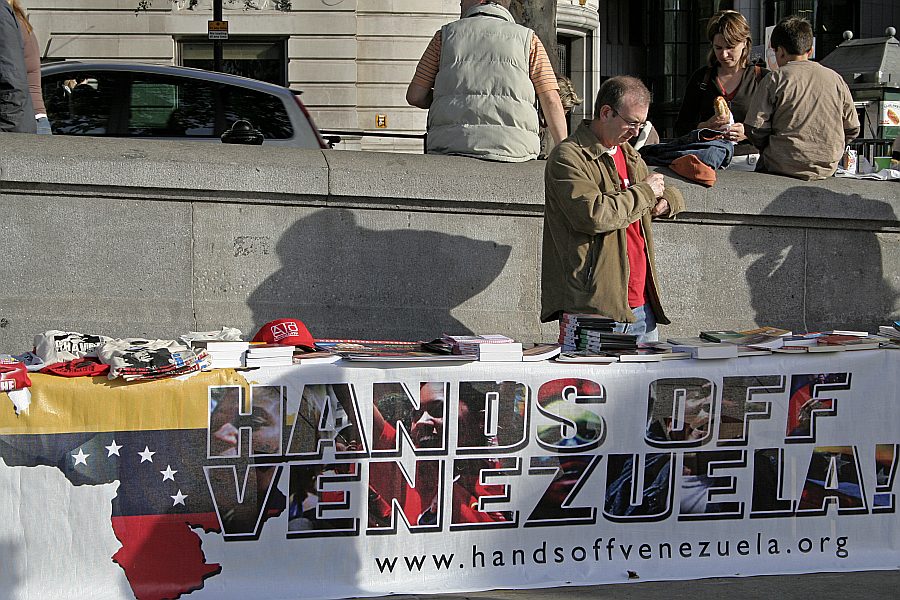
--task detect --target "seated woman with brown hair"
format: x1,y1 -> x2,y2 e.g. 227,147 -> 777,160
674,10 -> 767,154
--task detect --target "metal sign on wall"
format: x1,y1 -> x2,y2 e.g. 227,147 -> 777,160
208,20 -> 228,40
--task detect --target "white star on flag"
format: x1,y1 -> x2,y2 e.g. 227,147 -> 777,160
72,448 -> 89,466
171,490 -> 188,506
105,440 -> 122,457
138,446 -> 156,463
161,465 -> 177,481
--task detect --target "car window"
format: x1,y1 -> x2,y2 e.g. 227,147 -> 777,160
221,86 -> 293,140
128,74 -> 216,137
43,72 -> 119,135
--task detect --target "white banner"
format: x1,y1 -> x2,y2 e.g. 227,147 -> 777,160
1,351 -> 898,599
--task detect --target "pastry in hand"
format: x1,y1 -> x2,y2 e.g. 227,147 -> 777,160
713,96 -> 731,120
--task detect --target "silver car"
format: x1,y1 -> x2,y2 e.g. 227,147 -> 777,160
40,61 -> 327,148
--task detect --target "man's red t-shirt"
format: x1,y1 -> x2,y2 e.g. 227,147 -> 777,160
611,146 -> 649,308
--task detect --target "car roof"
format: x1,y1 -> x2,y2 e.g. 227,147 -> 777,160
40,61 -> 302,97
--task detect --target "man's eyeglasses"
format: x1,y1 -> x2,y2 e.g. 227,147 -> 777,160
611,107 -> 646,131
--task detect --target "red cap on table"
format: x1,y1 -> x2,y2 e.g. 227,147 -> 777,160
252,319 -> 315,350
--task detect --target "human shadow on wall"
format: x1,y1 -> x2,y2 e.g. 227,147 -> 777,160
247,208 -> 513,340
729,187 -> 899,333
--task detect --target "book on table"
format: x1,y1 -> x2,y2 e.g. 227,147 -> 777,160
736,326 -> 793,337
878,325 -> 900,340
293,351 -> 341,365
666,337 -> 739,359
554,351 -> 618,364
207,356 -> 245,369
772,334 -> 886,353
772,345 -> 812,354
192,340 -> 250,368
815,334 -> 886,351
522,344 -> 562,362
604,346 -> 691,362
476,343 -> 523,362
314,340 -> 421,354
337,351 -> 477,363
246,343 -> 296,357
441,334 -> 517,355
735,345 -> 772,357
190,340 -> 250,353
316,339 -> 476,362
244,355 -> 294,367
699,330 -> 744,343
726,332 -> 787,349
558,313 -> 616,350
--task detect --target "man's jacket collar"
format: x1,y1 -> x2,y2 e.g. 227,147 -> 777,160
571,122 -> 620,161
463,2 -> 515,22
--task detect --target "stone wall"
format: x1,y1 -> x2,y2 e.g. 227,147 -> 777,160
0,133 -> 897,353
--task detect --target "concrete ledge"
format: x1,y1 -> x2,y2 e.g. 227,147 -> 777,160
1,134 -> 898,352
0,133 -> 329,197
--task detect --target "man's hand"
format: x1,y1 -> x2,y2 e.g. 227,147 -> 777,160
651,198 -> 670,217
644,173 -> 665,198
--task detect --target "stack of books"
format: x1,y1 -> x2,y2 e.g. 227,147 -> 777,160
474,342 -> 523,362
441,334 -> 523,362
581,331 -> 637,353
441,334 -> 513,353
189,340 -> 249,369
558,314 -> 616,351
245,343 -> 295,367
878,323 -> 900,341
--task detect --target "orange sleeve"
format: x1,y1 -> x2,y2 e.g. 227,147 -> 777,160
411,31 -> 442,89
530,35 -> 559,95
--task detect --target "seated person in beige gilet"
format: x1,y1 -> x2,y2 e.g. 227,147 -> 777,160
744,16 -> 859,180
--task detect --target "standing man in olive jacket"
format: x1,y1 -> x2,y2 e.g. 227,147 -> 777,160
406,0 -> 567,162
542,76 -> 685,342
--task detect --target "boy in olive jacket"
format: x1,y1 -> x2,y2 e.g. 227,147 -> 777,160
542,76 -> 685,342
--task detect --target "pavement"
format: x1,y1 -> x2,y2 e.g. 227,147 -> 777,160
369,570 -> 900,600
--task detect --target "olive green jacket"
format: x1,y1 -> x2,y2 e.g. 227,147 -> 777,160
541,123 -> 685,323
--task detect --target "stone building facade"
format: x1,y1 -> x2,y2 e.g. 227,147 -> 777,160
24,0 -> 600,152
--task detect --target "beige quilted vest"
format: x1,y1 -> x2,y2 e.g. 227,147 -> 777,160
426,3 -> 540,162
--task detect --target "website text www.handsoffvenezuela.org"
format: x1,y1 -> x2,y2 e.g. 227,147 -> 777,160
374,533 -> 850,574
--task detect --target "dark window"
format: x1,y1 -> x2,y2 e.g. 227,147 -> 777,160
127,74 -> 216,137
221,85 -> 293,140
43,72 -> 120,135
179,39 -> 288,87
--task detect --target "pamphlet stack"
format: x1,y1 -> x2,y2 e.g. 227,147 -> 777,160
245,343 -> 295,367
190,340 -> 249,369
557,314 -> 616,351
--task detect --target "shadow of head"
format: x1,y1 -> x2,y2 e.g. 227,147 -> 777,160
248,208 -> 513,337
728,187 -> 899,330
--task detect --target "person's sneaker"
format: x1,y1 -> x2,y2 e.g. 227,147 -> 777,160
669,154 -> 717,187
